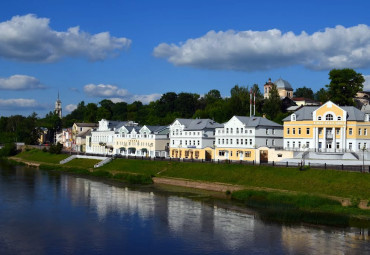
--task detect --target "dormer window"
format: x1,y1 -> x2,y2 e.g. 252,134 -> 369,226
318,116 -> 322,121
326,114 -> 333,120
291,114 -> 296,121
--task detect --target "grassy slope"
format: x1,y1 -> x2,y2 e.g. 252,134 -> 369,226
15,149 -> 68,164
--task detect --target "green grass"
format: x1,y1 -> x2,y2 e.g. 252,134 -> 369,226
15,149 -> 68,164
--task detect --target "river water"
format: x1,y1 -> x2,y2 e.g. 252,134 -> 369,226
0,162 -> 369,255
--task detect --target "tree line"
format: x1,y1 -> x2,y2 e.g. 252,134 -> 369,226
0,68 -> 365,145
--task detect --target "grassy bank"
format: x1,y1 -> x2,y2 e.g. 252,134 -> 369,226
10,149 -> 370,226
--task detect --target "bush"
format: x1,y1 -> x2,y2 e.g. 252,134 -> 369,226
0,143 -> 17,157
49,143 -> 63,154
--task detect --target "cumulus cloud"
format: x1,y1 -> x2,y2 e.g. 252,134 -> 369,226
65,104 -> 77,113
0,75 -> 44,90
0,98 -> 45,109
83,83 -> 161,104
363,75 -> 370,91
84,84 -> 129,97
0,14 -> 131,62
153,25 -> 370,71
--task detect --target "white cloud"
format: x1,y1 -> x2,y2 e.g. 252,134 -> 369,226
84,84 -> 129,97
0,98 -> 44,109
65,104 -> 77,113
83,83 -> 161,104
153,25 -> 370,71
0,14 -> 131,62
364,75 -> 370,91
0,75 -> 44,90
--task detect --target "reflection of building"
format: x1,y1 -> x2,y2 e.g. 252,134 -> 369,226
214,116 -> 283,161
169,118 -> 222,160
114,125 -> 170,157
283,101 -> 370,152
264,78 -> 294,99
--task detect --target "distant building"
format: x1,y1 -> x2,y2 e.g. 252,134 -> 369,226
292,97 -> 320,106
55,92 -> 62,118
72,123 -> 98,152
264,78 -> 294,99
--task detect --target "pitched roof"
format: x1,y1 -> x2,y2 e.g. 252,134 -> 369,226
74,123 -> 98,128
283,104 -> 365,121
175,118 -> 223,130
76,129 -> 91,138
234,116 -> 282,127
145,125 -> 169,134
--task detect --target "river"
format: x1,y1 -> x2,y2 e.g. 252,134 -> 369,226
0,161 -> 369,254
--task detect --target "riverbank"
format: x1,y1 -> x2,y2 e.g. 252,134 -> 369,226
8,149 -> 370,227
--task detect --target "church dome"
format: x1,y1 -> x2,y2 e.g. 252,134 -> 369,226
274,78 -> 293,91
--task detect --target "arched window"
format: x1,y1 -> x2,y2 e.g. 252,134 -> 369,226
326,114 -> 333,120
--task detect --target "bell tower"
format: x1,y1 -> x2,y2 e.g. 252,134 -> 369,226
55,91 -> 62,118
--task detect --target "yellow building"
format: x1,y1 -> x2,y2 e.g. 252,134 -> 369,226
283,101 -> 370,153
264,78 -> 293,99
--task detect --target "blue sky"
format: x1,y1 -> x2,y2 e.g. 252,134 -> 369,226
0,0 -> 370,117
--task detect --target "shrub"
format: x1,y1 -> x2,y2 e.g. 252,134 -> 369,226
0,143 -> 17,157
49,143 -> 63,154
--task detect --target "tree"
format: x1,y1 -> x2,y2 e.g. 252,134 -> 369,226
326,68 -> 365,106
293,86 -> 314,99
314,88 -> 329,103
263,84 -> 282,120
229,85 -> 250,116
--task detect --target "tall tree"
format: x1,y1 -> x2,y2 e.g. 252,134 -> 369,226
314,88 -> 329,103
263,84 -> 282,121
293,86 -> 314,99
326,68 -> 365,106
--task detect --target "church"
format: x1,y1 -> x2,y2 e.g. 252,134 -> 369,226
264,78 -> 294,99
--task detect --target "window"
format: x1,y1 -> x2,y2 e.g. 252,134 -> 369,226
226,128 -> 229,134
349,128 -> 353,135
236,139 -> 239,144
172,140 -> 175,145
319,128 -> 322,135
230,139 -> 233,144
197,140 -> 200,146
306,141 -> 309,148
272,129 -> 275,135
193,140 -> 195,145
336,128 -> 340,135
249,139 -> 252,145
241,139 -> 243,145
336,142 -> 340,149
245,139 -> 247,145
226,139 -> 228,144
266,129 -> 269,135
222,139 -> 224,144
293,141 -> 295,148
338,116 -> 341,121
287,141 -> 290,148
277,154 -> 282,157
230,128 -> 233,134
219,151 -> 225,156
326,114 -> 333,120
298,141 -> 301,148
185,140 -> 188,145
249,130 -> 252,134
241,128 -> 243,133
266,139 -> 268,145
358,143 -> 361,149
359,128 -> 362,135
245,151 -> 251,157
349,143 -> 352,150
236,128 -> 239,134
306,128 -> 310,135
272,139 -> 275,146
291,114 -> 296,121
298,128 -> 301,134
318,116 -> 322,120
293,128 -> 296,135
218,139 -> 220,145
287,128 -> 290,134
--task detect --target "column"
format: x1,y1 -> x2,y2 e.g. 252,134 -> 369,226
314,127 -> 318,152
333,127 -> 336,153
342,126 -> 346,151
323,127 -> 326,152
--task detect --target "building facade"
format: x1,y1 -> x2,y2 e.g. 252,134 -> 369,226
114,125 -> 170,157
169,119 -> 222,160
214,116 -> 283,161
72,123 -> 98,152
283,101 -> 370,152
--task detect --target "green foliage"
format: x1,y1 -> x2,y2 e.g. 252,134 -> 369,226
16,149 -> 68,164
326,68 -> 365,106
0,143 -> 17,157
263,84 -> 282,120
314,88 -> 329,103
49,143 -> 63,154
294,86 -> 314,99
0,113 -> 40,144
113,173 -> 153,184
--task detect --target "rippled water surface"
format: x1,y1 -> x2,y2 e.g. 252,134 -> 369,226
0,162 -> 369,254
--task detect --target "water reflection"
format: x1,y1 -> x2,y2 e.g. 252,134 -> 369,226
0,164 -> 369,255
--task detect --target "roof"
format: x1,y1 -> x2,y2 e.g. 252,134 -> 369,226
287,105 -> 302,111
76,129 -> 91,138
144,125 -> 169,134
175,118 -> 223,130
234,116 -> 282,127
283,104 -> 365,121
274,78 -> 293,91
74,123 -> 98,128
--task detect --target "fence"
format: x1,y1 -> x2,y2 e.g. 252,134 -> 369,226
60,151 -> 369,173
